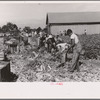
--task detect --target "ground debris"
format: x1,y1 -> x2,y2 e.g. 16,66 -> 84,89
4,40 -> 100,82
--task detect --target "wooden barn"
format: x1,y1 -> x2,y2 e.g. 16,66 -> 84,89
46,12 -> 100,35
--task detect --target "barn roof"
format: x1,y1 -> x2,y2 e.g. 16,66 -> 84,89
46,12 -> 100,25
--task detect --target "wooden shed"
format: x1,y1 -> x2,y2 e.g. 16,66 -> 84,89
46,12 -> 100,35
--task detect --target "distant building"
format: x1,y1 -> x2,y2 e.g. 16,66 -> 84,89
46,12 -> 100,35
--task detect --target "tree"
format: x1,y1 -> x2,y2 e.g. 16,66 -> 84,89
7,22 -> 18,34
43,27 -> 47,33
36,27 -> 42,34
23,26 -> 32,34
2,25 -> 8,33
0,27 -> 2,33
2,22 -> 19,36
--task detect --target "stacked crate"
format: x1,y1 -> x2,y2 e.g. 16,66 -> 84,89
0,51 -> 4,61
0,61 -> 10,82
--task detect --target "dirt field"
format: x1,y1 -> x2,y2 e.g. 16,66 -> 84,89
0,36 -> 100,82
10,52 -> 100,82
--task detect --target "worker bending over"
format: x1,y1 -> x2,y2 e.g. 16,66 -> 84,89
56,42 -> 69,68
46,34 -> 56,53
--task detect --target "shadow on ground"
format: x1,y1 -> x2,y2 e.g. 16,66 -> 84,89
1,72 -> 18,82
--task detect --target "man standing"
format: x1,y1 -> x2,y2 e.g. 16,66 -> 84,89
65,29 -> 82,72
84,29 -> 87,35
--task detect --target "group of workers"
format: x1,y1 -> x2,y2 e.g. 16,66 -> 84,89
37,29 -> 82,72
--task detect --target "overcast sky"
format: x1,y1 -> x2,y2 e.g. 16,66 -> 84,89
1,2 -> 100,29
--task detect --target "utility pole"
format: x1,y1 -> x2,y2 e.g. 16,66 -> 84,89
3,33 -> 7,61
18,28 -> 22,54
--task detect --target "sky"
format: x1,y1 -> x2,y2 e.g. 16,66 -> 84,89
1,2 -> 100,29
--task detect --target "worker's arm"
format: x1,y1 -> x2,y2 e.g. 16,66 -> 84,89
60,44 -> 68,54
67,39 -> 75,52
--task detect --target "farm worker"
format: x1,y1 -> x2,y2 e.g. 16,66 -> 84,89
46,34 -> 56,53
37,30 -> 43,48
39,33 -> 46,49
56,43 -> 70,68
45,34 -> 52,52
84,29 -> 87,35
34,31 -> 37,35
55,35 -> 63,44
39,30 -> 43,38
37,30 -> 42,47
37,34 -> 40,47
65,29 -> 82,72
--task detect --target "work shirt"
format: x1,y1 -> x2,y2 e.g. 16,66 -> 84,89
70,33 -> 79,44
46,35 -> 53,41
57,43 -> 69,52
70,33 -> 82,53
39,31 -> 43,38
34,31 -> 37,35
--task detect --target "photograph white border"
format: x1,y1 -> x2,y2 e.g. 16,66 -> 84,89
0,1 -> 100,99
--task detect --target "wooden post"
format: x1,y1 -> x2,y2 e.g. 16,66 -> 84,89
19,35 -> 20,53
3,33 -> 6,60
0,70 -> 1,82
47,24 -> 51,34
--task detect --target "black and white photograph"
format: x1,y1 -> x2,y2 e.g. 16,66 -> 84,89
0,1 -> 100,83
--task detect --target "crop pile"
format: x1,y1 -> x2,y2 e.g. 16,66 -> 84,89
8,45 -> 61,82
61,34 -> 100,59
9,45 -> 100,82
1,33 -> 100,82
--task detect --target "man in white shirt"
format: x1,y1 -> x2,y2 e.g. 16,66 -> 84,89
56,43 -> 69,53
56,43 -> 69,68
65,29 -> 82,72
57,43 -> 69,61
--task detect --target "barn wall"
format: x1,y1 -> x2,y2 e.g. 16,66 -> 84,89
50,24 -> 100,35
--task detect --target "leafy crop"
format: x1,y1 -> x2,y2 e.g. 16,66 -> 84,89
79,34 -> 100,59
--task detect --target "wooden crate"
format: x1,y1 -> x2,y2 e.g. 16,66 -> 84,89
67,53 -> 73,59
0,52 -> 4,61
0,61 -> 10,82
